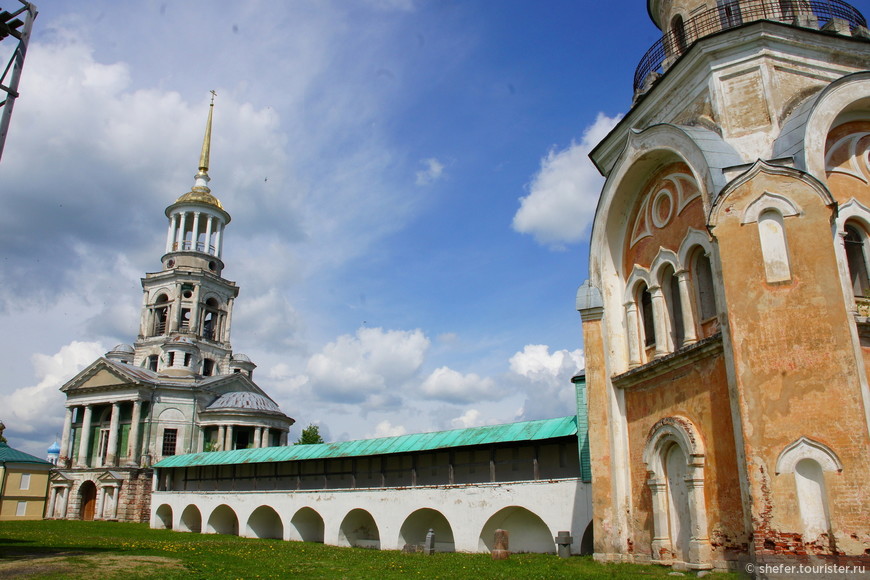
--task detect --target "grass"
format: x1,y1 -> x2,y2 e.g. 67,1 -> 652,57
0,520 -> 739,579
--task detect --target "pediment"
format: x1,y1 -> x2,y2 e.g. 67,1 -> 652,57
97,470 -> 125,483
61,358 -> 148,393
50,471 -> 73,483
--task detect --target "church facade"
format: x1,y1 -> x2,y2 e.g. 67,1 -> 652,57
578,0 -> 870,571
48,99 -> 295,523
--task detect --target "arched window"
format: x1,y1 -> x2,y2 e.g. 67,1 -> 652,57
661,265 -> 684,350
639,284 -> 656,349
202,297 -> 220,341
758,209 -> 792,283
844,224 -> 870,298
776,437 -> 841,543
152,294 -> 170,336
692,250 -> 717,321
671,15 -> 687,54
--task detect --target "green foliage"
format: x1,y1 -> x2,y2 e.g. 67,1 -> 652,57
0,520 -> 740,580
294,424 -> 325,445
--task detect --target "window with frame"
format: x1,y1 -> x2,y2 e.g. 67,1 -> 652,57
693,250 -> 717,321
16,501 -> 27,517
639,284 -> 656,349
844,224 -> 870,298
19,473 -> 30,490
162,429 -> 178,456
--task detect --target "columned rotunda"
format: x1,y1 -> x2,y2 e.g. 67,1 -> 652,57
49,97 -> 295,523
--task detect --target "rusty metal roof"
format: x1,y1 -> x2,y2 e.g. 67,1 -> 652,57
154,415 -> 578,469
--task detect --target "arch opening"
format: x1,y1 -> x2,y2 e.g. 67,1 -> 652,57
154,504 -> 173,530
338,509 -> 380,549
478,506 -> 555,554
289,507 -> 325,543
79,481 -> 97,521
207,504 -> 239,536
398,508 -> 455,553
179,504 -> 202,533
246,505 -> 283,540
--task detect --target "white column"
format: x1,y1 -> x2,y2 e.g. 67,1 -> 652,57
686,467 -> 712,569
106,402 -> 121,466
165,213 -> 178,253
625,302 -> 641,368
175,211 -> 187,250
261,427 -> 270,448
111,487 -> 120,520
215,222 -> 224,258
676,270 -> 698,346
217,425 -> 226,451
59,407 -> 74,467
46,487 -> 57,518
280,430 -> 288,446
77,405 -> 93,467
648,478 -> 671,562
127,400 -> 143,466
191,212 -> 201,251
224,297 -> 234,343
204,215 -> 214,255
253,427 -> 262,449
225,425 -> 234,451
197,428 -> 204,453
96,487 -> 106,520
650,285 -> 669,356
60,487 -> 70,519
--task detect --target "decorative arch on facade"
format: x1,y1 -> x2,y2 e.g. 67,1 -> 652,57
478,506 -> 555,554
207,504 -> 239,535
179,504 -> 202,533
154,504 -> 173,529
796,71 -> 870,181
775,437 -> 841,542
78,480 -> 97,521
246,505 -> 283,540
398,508 -> 455,553
624,267 -> 655,367
289,507 -> 324,543
642,416 -> 712,569
338,509 -> 380,549
834,199 -> 870,304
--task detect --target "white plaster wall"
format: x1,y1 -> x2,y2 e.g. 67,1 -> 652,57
152,478 -> 591,554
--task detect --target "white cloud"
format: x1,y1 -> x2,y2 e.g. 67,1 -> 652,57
415,157 -> 445,186
419,366 -> 499,404
371,420 -> 408,438
509,344 -> 584,420
305,327 -> 429,404
0,341 -> 105,438
450,408 -> 485,429
512,113 -> 622,248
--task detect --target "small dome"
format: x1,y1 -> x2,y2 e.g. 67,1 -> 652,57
175,186 -> 225,210
111,344 -> 135,354
232,353 -> 251,362
206,391 -> 282,413
47,440 -> 61,454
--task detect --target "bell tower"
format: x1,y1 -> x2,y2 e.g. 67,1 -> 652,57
133,94 -> 240,378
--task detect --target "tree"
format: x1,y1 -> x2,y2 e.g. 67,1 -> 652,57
295,424 -> 325,445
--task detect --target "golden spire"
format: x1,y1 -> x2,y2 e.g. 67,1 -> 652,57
195,90 -> 216,184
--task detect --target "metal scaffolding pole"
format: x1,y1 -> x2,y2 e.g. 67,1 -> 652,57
0,1 -> 38,163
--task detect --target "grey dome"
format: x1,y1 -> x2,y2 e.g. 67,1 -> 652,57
110,344 -> 135,354
207,391 -> 281,413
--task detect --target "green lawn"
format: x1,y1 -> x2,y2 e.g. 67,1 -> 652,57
0,520 -> 737,579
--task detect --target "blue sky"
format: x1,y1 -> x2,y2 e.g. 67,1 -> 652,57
0,0 -> 664,455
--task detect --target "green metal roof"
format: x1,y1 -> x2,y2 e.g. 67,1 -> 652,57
0,442 -> 52,466
154,415 -> 578,469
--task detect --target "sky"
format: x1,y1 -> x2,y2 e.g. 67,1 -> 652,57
0,0 -> 664,456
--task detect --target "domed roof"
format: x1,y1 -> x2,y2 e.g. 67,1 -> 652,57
206,391 -> 282,413
174,186 -> 225,210
232,353 -> 251,362
47,440 -> 61,454
110,344 -> 135,354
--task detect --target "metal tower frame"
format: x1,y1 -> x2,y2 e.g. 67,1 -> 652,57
0,1 -> 37,163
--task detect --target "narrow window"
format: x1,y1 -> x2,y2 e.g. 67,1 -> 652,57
662,266 -> 684,350
183,353 -> 192,367
16,501 -> 27,517
147,355 -> 158,372
19,473 -> 30,490
203,359 -> 215,377
718,0 -> 742,28
162,429 -> 178,456
844,225 -> 870,298
640,285 -> 656,348
180,308 -> 191,331
167,352 -> 175,367
671,15 -> 687,54
694,251 -> 717,320
758,210 -> 791,283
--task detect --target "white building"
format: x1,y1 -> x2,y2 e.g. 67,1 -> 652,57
48,97 -> 295,523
